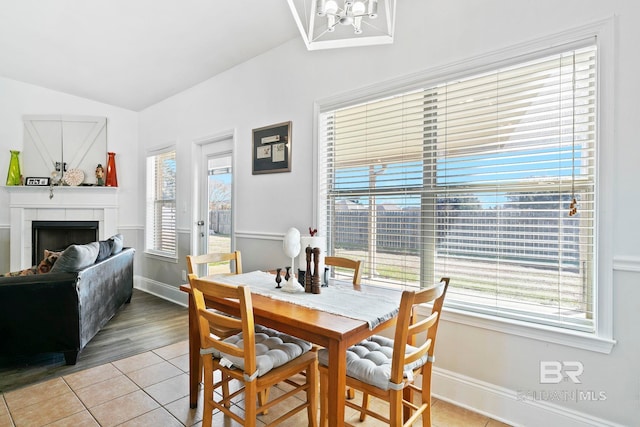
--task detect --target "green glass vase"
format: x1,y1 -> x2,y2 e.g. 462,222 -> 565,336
6,150 -> 22,186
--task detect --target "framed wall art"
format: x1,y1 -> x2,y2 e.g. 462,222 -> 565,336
252,121 -> 292,174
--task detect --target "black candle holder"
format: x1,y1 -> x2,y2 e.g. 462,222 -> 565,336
275,268 -> 282,288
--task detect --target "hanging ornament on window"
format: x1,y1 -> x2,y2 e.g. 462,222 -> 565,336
569,197 -> 578,217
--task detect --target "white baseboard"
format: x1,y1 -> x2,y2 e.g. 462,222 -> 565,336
134,275 -> 188,307
433,368 -> 623,427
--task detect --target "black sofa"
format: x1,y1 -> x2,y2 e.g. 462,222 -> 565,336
0,247 -> 134,365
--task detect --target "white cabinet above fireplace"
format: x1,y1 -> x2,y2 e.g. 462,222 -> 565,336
22,115 -> 108,186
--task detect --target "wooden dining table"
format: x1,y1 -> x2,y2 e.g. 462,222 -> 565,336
180,272 -> 400,427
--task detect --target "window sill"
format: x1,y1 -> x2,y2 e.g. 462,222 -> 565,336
415,304 -> 616,354
144,250 -> 178,263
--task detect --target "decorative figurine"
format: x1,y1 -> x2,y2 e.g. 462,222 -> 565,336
96,164 -> 105,186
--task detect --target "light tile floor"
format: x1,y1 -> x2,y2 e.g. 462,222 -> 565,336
0,341 -> 511,426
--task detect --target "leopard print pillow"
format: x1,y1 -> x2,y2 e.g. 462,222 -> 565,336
3,249 -> 62,277
3,266 -> 38,277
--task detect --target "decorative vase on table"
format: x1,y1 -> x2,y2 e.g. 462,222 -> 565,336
6,150 -> 22,186
282,227 -> 303,293
105,152 -> 118,187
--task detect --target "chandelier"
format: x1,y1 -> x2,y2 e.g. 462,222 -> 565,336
287,0 -> 396,50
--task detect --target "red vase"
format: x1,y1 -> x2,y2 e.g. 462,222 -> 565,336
105,152 -> 118,187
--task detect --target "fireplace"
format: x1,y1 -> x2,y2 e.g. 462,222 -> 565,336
7,186 -> 118,270
32,221 -> 99,265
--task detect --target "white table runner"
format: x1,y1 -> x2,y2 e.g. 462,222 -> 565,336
205,270 -> 401,330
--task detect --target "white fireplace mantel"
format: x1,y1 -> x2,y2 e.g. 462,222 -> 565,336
5,186 -> 118,270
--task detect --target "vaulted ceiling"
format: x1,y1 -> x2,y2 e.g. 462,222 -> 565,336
0,1 -> 300,111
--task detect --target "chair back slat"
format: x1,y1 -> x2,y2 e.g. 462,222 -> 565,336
201,333 -> 244,358
187,251 -> 242,276
325,256 -> 362,286
199,308 -> 240,331
408,311 -> 439,338
403,310 -> 439,365
404,338 -> 432,366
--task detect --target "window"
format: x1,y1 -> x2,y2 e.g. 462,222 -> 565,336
319,43 -> 597,333
146,147 -> 177,257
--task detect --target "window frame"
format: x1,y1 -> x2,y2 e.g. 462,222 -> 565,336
313,19 -> 615,353
145,144 -> 178,260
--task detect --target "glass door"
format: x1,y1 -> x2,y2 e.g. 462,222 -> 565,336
198,139 -> 233,275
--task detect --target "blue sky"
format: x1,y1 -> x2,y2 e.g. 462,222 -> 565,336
334,145 -> 581,208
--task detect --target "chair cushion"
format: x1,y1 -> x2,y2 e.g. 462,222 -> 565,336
211,325 -> 312,377
318,335 -> 428,391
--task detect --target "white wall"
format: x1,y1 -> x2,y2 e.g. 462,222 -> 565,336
138,1 -> 640,425
0,76 -> 139,229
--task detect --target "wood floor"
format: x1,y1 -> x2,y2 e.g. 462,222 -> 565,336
0,289 -> 188,393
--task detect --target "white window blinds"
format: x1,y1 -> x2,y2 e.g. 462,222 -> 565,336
319,43 -> 597,332
146,148 -> 177,257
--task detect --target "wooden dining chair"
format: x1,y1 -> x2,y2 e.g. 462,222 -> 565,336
318,278 -> 450,427
186,250 -> 242,277
186,252 -> 245,403
189,274 -> 318,427
325,256 -> 362,287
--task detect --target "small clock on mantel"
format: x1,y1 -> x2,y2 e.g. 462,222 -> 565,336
25,177 -> 50,186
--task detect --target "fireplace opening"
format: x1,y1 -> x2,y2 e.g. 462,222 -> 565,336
32,221 -> 99,265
